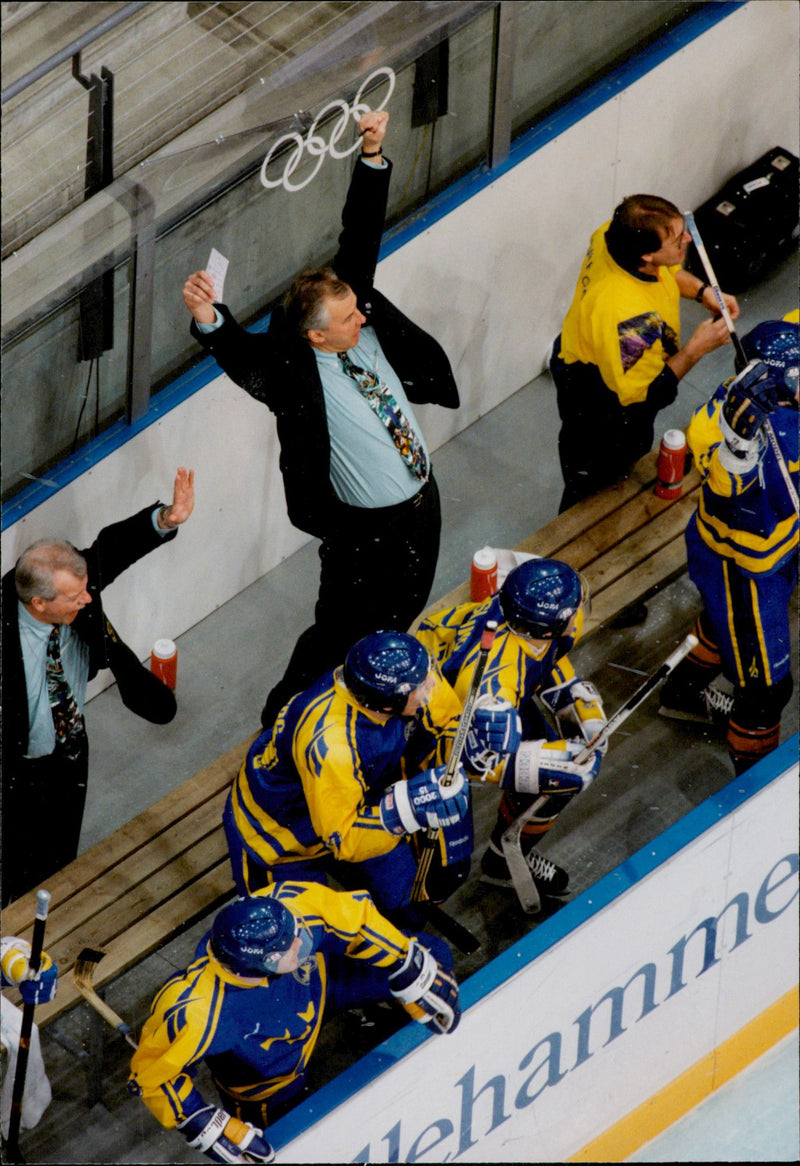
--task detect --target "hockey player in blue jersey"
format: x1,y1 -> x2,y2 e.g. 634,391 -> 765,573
659,318 -> 798,772
416,558 -> 607,900
129,882 -> 458,1162
222,631 -> 519,930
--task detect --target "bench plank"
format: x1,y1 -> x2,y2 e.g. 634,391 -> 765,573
43,811 -> 231,962
33,861 -> 235,1028
548,473 -> 699,572
578,492 -> 698,596
584,538 -> 692,634
514,452 -> 660,560
1,738 -> 252,1024
413,454 -> 697,629
2,736 -> 252,936
24,788 -> 230,955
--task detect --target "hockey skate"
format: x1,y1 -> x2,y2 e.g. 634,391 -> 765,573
480,839 -> 569,897
658,678 -> 733,727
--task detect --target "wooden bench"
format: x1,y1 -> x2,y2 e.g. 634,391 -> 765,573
2,448 -> 699,1031
413,448 -> 700,637
1,735 -> 255,1028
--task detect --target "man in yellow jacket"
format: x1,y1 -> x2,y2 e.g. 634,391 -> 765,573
551,193 -> 738,512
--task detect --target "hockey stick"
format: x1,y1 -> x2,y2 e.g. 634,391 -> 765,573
683,211 -> 747,373
501,634 -> 698,913
72,949 -> 138,1049
419,903 -> 481,955
411,621 -> 498,907
5,889 -> 51,1163
764,418 -> 800,514
684,212 -> 798,510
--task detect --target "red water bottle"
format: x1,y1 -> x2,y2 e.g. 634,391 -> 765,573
150,638 -> 178,689
655,429 -> 687,499
471,547 -> 498,601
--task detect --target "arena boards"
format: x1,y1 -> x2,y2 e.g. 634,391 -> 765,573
269,735 -> 799,1163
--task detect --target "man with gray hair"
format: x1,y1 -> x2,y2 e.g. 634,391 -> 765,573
182,111 -> 459,728
1,467 -> 195,905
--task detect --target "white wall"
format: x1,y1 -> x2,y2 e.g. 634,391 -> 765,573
270,753 -> 799,1163
2,0 -> 797,699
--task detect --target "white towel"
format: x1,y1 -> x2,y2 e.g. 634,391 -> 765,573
490,547 -> 538,589
1,996 -> 52,1136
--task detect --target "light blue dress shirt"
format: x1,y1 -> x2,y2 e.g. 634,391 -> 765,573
314,326 -> 429,508
197,316 -> 431,509
19,605 -> 90,758
18,508 -> 170,756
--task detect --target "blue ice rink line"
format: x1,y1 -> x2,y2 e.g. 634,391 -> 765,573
267,732 -> 798,1149
2,0 -> 745,531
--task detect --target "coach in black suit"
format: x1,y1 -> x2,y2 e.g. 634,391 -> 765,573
183,111 -> 459,727
1,468 -> 194,905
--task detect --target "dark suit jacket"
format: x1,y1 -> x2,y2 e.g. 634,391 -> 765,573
191,157 -> 459,539
2,503 -> 178,771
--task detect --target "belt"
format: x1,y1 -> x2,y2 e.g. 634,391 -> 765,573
412,476 -> 431,507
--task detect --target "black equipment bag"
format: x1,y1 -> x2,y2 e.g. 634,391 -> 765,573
685,147 -> 799,293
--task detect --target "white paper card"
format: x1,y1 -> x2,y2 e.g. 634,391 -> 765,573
206,248 -> 229,301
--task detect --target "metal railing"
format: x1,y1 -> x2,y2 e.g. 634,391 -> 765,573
1,2 -> 148,103
1,0 -> 702,507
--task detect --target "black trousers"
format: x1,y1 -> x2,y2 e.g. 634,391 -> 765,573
262,474 -> 441,726
550,339 -> 657,513
1,737 -> 89,906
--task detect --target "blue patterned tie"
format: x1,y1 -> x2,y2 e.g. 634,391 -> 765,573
46,625 -> 86,759
338,351 -> 429,482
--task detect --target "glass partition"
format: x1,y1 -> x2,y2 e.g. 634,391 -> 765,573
1,0 -> 706,504
509,0 -> 697,135
1,0 -> 490,500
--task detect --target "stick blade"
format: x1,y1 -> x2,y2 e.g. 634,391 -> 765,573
73,947 -> 107,987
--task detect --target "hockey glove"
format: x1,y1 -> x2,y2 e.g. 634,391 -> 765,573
179,1107 -> 275,1164
463,695 -> 522,775
500,738 -> 602,796
561,679 -> 608,754
540,676 -> 608,752
721,360 -> 776,450
380,766 -> 469,835
389,940 -> 461,1034
1,940 -> 58,1005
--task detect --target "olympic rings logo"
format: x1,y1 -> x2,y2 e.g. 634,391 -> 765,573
259,66 -> 396,193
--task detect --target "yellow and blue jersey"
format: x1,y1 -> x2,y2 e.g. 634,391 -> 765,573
688,388 -> 798,576
227,667 -> 460,872
128,881 -> 412,1129
416,595 -> 585,740
558,222 -> 682,406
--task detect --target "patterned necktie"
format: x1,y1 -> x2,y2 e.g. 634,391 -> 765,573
46,625 -> 86,759
338,351 -> 429,482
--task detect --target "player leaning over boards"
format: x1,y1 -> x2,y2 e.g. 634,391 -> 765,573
551,194 -> 740,513
129,882 -> 459,1163
416,558 -> 607,900
222,631 -> 517,932
659,318 -> 798,773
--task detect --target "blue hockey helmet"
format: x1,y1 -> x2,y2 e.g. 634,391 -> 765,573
741,319 -> 799,397
343,631 -> 430,714
499,558 -> 588,640
210,896 -> 314,977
